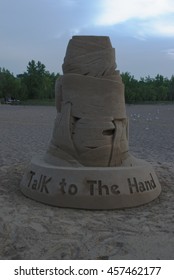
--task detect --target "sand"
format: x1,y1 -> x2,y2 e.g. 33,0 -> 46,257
0,104 -> 174,260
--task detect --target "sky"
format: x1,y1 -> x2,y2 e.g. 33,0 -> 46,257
0,0 -> 174,79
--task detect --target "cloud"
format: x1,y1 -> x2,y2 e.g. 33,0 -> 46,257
60,0 -> 77,6
95,0 -> 174,37
52,0 -> 101,38
163,48 -> 174,59
1,0 -> 174,77
96,0 -> 174,25
135,15 -> 174,37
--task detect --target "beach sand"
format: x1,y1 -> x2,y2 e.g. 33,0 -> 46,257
0,104 -> 174,259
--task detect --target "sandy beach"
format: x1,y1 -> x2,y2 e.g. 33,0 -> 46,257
0,104 -> 174,260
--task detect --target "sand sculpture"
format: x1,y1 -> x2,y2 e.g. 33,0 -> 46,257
21,36 -> 161,209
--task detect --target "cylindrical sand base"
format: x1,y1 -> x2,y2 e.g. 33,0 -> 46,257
20,156 -> 161,209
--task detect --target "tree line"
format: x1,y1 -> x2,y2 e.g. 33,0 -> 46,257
121,72 -> 174,102
0,60 -> 174,102
0,60 -> 60,101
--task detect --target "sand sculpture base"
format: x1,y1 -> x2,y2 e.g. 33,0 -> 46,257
20,156 -> 161,209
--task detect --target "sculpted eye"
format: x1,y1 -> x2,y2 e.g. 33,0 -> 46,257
73,116 -> 81,122
102,129 -> 115,136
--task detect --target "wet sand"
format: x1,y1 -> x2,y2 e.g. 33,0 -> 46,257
0,104 -> 174,259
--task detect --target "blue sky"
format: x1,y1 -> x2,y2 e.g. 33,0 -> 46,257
0,0 -> 174,78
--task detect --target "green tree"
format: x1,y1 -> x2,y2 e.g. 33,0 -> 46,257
25,60 -> 44,99
23,60 -> 60,99
121,72 -> 140,102
168,75 -> 174,101
0,68 -> 17,99
16,74 -> 29,100
121,72 -> 171,102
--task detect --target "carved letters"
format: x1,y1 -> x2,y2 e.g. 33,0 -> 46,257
26,171 -> 157,196
27,171 -> 52,194
86,180 -> 120,196
59,178 -> 78,195
127,173 -> 156,194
